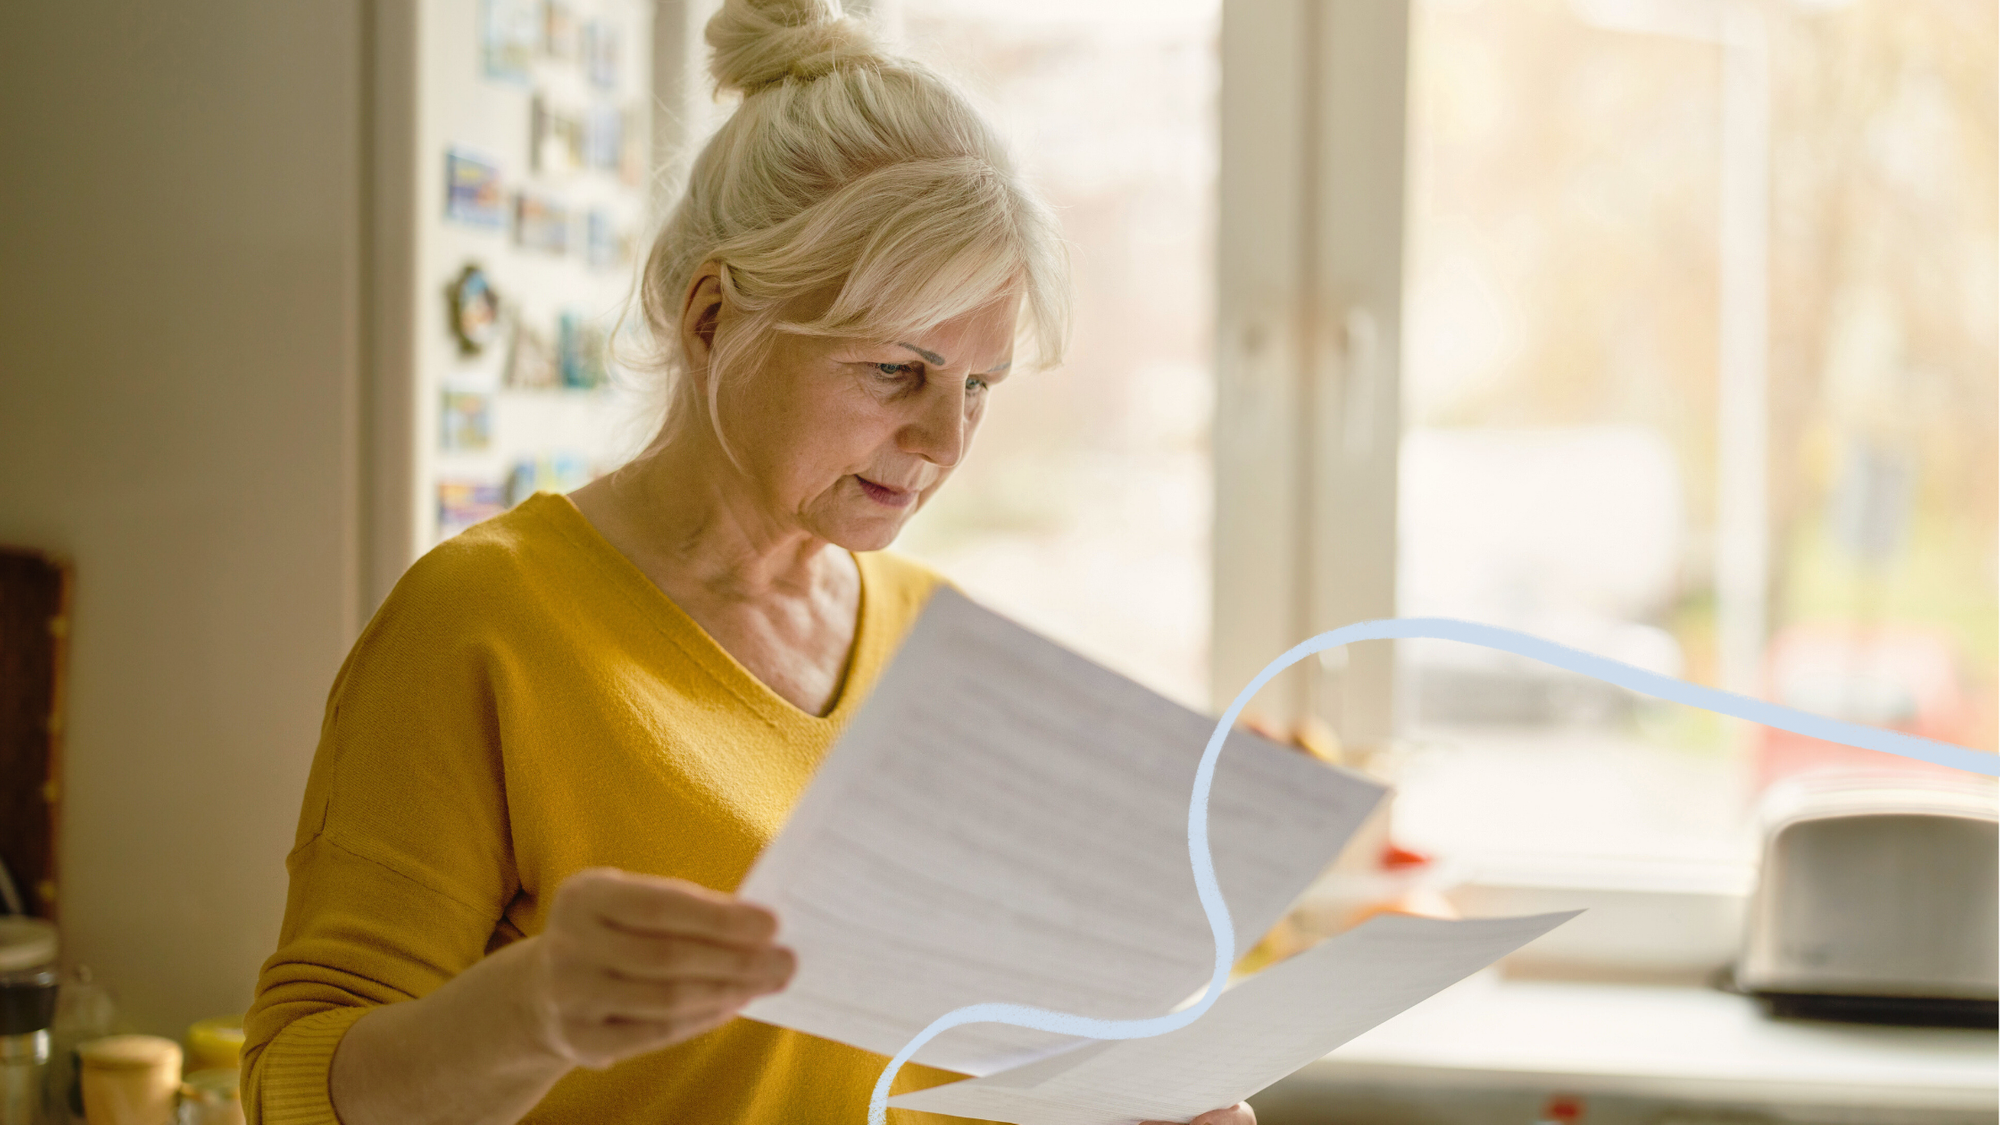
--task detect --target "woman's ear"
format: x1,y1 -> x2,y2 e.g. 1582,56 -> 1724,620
680,262 -> 726,377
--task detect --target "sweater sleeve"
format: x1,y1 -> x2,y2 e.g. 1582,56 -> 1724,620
243,545 -> 522,1124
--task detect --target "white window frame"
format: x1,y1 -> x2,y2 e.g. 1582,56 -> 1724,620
1213,0 -> 1407,748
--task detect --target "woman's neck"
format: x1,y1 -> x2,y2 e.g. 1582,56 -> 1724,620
577,425 -> 841,606
569,422 -> 866,717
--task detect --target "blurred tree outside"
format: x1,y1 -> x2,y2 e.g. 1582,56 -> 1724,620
1402,0 -> 1995,755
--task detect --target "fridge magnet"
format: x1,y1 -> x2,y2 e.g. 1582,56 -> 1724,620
445,263 -> 503,355
505,451 -> 594,507
440,390 -> 494,453
585,105 -> 623,172
530,94 -> 551,173
542,1 -> 579,62
531,93 -> 586,176
444,149 -> 505,228
438,479 -> 507,538
584,209 -> 628,271
505,458 -> 541,507
502,320 -> 561,389
583,19 -> 621,90
514,192 -> 571,254
619,105 -> 647,187
480,0 -> 537,86
557,311 -> 609,389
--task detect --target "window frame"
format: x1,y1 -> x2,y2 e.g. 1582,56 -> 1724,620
1213,0 -> 1408,746
1214,0 -> 1757,977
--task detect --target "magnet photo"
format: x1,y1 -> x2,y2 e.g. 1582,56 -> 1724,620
437,479 -> 506,537
445,262 -> 502,354
514,193 -> 570,255
557,311 -> 609,389
439,390 -> 494,453
502,320 -> 560,390
479,0 -> 537,86
583,19 -> 620,90
542,1 -> 579,63
444,149 -> 505,229
584,209 -> 625,271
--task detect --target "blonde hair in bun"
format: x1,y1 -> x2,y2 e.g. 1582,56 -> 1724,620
631,0 -> 1071,454
705,0 -> 882,93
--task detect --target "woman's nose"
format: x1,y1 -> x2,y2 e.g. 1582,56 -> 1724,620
900,382 -> 968,467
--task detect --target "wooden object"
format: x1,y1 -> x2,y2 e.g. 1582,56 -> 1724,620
0,548 -> 70,919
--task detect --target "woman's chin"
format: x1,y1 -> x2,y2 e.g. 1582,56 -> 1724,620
818,512 -> 909,554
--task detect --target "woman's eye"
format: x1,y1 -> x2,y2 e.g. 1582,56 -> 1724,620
964,375 -> 989,393
875,362 -> 914,377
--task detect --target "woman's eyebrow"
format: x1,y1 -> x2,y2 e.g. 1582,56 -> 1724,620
894,342 -> 1011,374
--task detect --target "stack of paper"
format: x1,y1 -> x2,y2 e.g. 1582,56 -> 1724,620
737,588 -> 1574,1123
886,912 -> 1573,1123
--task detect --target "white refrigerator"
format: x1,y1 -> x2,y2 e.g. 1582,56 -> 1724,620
367,0 -> 700,607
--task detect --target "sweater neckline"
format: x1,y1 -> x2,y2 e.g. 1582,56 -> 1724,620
531,491 -> 881,733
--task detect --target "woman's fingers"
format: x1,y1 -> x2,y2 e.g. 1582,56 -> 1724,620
1240,715 -> 1340,762
1242,715 -> 1289,743
533,867 -> 801,1071
562,866 -> 780,945
586,923 -> 796,987
1137,1104 -> 1256,1125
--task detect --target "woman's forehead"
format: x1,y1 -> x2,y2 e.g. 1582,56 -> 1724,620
889,295 -> 1020,369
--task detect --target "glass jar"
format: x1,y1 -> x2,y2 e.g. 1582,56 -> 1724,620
173,1070 -> 238,1125
0,918 -> 61,1125
74,1037 -> 178,1125
46,967 -> 116,1125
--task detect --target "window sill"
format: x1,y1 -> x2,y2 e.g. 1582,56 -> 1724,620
1261,972 -> 1997,1119
1443,855 -> 1754,985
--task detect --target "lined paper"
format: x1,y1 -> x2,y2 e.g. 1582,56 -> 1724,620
737,587 -> 1388,1076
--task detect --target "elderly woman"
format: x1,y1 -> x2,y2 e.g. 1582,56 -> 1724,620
243,2 -> 1255,1123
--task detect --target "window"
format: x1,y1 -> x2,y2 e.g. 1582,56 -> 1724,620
1391,0 -> 1997,871
650,0 -> 1995,912
1215,0 -> 1994,909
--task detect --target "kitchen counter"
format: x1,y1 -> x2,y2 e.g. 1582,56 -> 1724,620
1253,973 -> 1995,1124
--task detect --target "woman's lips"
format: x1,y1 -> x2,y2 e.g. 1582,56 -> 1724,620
856,476 -> 918,509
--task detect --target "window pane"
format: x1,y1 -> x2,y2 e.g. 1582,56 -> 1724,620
1396,0 -> 1997,865
890,0 -> 1220,710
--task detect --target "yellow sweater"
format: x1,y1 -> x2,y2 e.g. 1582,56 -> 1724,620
244,492 -> 981,1124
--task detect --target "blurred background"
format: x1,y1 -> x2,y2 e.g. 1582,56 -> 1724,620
0,0 -> 1993,1122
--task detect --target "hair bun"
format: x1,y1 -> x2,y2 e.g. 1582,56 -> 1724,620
706,0 -> 884,95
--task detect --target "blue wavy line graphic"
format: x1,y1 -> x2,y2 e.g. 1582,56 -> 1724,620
867,617 -> 1994,1124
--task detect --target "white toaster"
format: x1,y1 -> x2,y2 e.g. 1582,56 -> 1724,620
1736,774 -> 1997,1026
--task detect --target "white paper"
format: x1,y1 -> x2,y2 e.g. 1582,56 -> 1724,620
737,587 -> 1388,1076
889,911 -> 1581,1125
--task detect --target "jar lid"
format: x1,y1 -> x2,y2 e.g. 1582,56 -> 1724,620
78,1034 -> 182,1071
182,1068 -> 241,1102
188,1013 -> 245,1047
0,918 -> 57,972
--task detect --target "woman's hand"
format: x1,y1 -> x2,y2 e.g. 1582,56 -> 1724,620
525,866 -> 797,1070
327,867 -> 794,1125
1140,1103 -> 1255,1125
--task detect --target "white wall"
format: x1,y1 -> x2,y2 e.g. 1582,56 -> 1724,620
0,3 -> 364,1035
